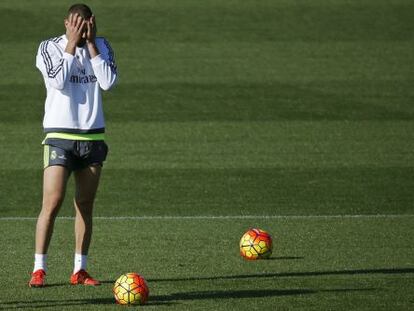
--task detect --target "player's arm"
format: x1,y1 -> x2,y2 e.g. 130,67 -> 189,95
35,13 -> 86,90
36,41 -> 74,90
86,16 -> 118,91
85,16 -> 99,59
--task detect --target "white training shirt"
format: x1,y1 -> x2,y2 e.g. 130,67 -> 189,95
36,35 -> 117,134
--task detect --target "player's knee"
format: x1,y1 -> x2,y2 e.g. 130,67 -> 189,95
75,197 -> 95,213
42,195 -> 64,216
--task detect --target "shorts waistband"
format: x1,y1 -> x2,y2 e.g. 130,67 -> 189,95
43,132 -> 106,142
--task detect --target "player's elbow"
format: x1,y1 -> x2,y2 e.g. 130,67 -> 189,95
100,82 -> 113,91
99,78 -> 117,91
49,80 -> 66,90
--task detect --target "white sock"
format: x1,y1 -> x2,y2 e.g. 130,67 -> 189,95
33,253 -> 47,272
73,253 -> 87,274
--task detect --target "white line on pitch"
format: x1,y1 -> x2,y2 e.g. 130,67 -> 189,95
0,215 -> 413,221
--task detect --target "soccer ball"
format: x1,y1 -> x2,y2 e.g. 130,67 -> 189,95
240,228 -> 272,260
113,272 -> 149,305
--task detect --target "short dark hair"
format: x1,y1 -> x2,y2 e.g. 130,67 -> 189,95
68,3 -> 93,19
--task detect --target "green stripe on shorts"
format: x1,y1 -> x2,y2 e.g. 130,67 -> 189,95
43,145 -> 50,168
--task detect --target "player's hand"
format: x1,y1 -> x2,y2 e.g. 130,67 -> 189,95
85,15 -> 99,58
86,15 -> 97,43
65,13 -> 86,45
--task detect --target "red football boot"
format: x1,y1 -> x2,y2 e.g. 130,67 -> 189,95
70,269 -> 101,286
29,269 -> 46,288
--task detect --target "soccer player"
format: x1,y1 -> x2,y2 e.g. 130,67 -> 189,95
29,3 -> 117,287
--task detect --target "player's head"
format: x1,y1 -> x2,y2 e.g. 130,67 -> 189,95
68,3 -> 93,20
64,4 -> 93,47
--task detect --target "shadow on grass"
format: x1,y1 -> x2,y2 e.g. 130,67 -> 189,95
267,256 -> 304,260
0,297 -> 174,309
147,267 -> 414,283
152,287 -> 377,302
5,267 -> 411,309
0,288 -> 377,309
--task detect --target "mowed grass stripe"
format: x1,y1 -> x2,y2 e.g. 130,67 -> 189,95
2,40 -> 413,122
1,214 -> 414,221
3,40 -> 414,85
1,167 -> 413,217
1,121 -> 413,170
3,79 -> 414,122
1,1 -> 413,43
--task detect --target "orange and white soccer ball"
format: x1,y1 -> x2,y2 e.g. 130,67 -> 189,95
113,272 -> 149,305
240,228 -> 272,260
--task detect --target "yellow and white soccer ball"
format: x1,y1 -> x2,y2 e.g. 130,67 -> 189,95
113,272 -> 149,305
240,228 -> 273,260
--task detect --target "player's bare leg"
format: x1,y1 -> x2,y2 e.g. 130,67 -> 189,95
35,166 -> 70,254
73,165 -> 101,255
30,165 -> 69,287
71,164 -> 101,286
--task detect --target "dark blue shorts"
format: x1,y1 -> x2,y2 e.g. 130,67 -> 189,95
43,138 -> 108,171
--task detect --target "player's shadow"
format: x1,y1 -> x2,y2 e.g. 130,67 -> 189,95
42,283 -> 69,288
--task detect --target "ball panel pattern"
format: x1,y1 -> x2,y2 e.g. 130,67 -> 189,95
240,228 -> 272,260
113,273 -> 149,305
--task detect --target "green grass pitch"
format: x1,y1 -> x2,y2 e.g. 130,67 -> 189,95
0,0 -> 414,310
